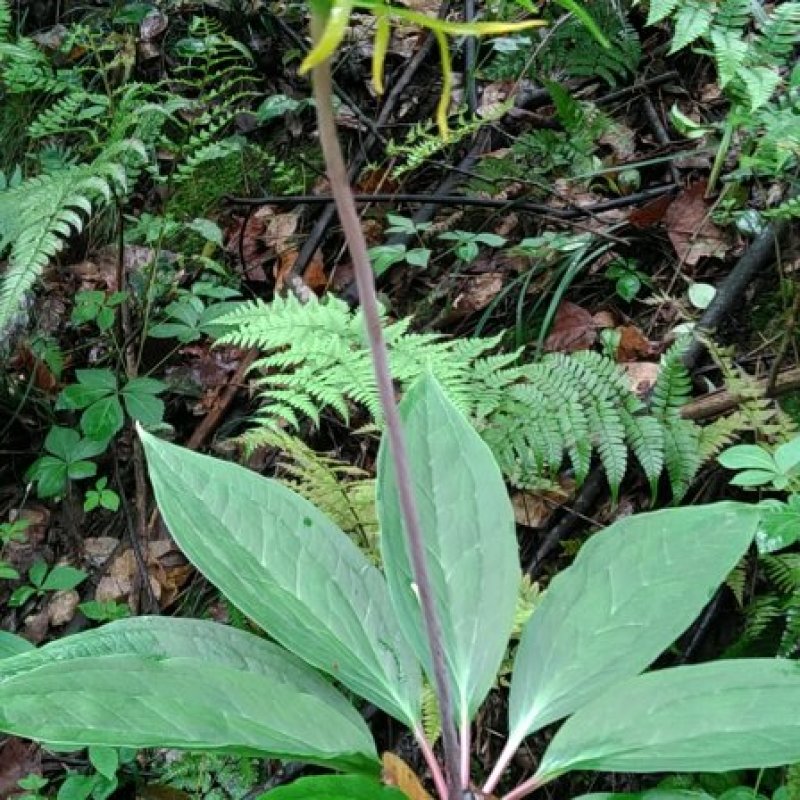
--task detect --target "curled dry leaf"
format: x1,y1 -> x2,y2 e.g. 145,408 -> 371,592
544,300 -> 597,352
663,180 -> 730,267
450,272 -> 504,320
381,752 -> 433,800
47,589 -> 80,627
615,324 -> 658,362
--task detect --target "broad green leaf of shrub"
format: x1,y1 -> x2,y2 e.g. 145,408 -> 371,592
0,631 -> 33,660
138,429 -> 421,727
260,774 -> 408,799
377,373 -> 519,722
508,503 -> 761,743
0,617 -> 376,772
535,659 -> 800,780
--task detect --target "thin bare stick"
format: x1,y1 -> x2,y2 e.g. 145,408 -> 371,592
309,13 -> 462,798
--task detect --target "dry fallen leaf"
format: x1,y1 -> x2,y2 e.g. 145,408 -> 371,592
450,272 -> 504,319
615,325 -> 657,362
544,300 -> 597,352
621,361 -> 660,398
663,180 -> 729,267
382,753 -> 433,800
47,589 -> 80,626
512,483 -> 573,528
302,252 -> 329,294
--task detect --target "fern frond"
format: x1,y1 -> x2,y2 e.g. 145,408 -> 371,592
709,27 -> 748,88
651,337 -> 693,418
221,296 -> 702,499
764,195 -> 800,220
755,3 -> 800,64
421,683 -> 441,745
241,428 -> 379,556
538,0 -> 641,86
726,559 -> 748,607
0,141 -> 144,334
669,1 -> 713,52
0,0 -> 11,40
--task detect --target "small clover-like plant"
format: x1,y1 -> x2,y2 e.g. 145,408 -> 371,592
719,436 -> 800,554
719,437 -> 800,492
0,376 -> 799,800
8,558 -> 86,608
26,426 -> 107,499
57,369 -> 166,442
438,229 -> 507,264
71,290 -> 128,333
83,477 -> 120,513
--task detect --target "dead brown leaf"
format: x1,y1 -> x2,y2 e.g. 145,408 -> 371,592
381,753 -> 433,800
512,484 -> 573,528
47,589 -> 80,627
450,272 -> 504,320
544,300 -> 597,352
621,361 -> 660,398
663,180 -> 729,267
615,325 -> 658,362
302,252 -> 329,294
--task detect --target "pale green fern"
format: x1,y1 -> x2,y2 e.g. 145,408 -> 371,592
642,0 -> 800,111
0,140 -> 146,335
236,427 -> 378,558
217,296 -> 700,499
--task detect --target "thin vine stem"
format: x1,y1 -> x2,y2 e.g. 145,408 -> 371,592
308,12 -> 462,798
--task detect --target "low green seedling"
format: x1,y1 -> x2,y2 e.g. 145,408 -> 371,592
56,369 -> 165,442
1,375 -> 799,800
605,257 -> 651,302
78,600 -> 131,623
368,243 -> 431,276
17,774 -> 49,800
26,426 -> 107,499
720,436 -> 800,554
83,478 -> 120,513
8,559 -> 86,607
438,229 -> 507,264
71,291 -> 128,334
719,437 -> 800,492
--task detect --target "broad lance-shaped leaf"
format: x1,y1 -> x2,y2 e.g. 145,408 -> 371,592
536,659 -> 800,780
0,618 -> 376,772
139,429 -> 421,727
260,774 -> 407,799
377,374 -> 520,722
509,503 -> 761,743
0,631 -> 33,660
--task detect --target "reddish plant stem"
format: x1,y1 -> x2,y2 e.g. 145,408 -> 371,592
502,774 -> 543,800
415,726 -> 449,800
309,13 -> 462,798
